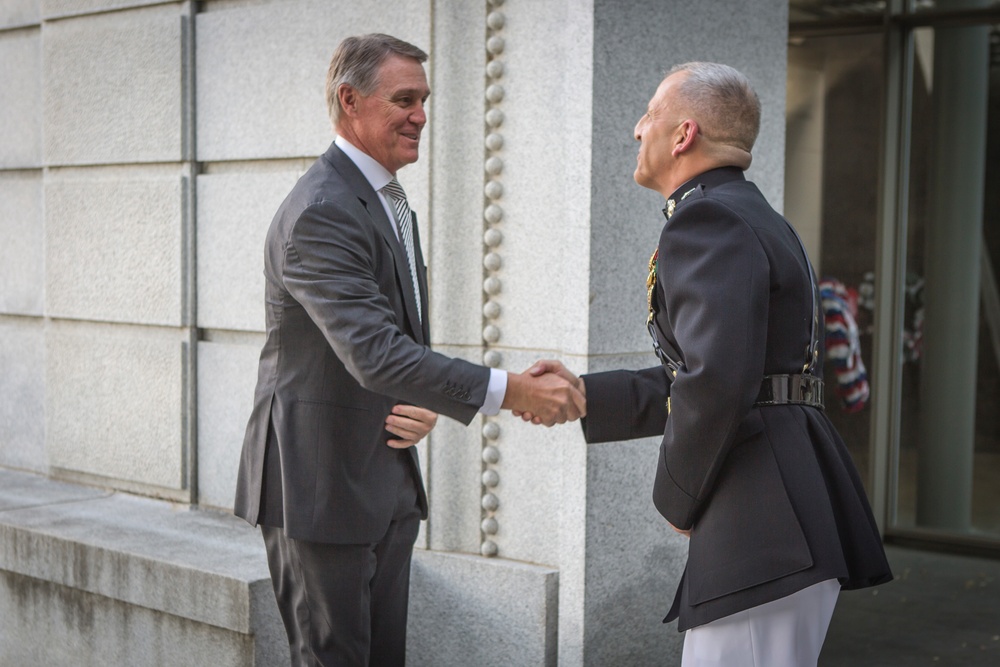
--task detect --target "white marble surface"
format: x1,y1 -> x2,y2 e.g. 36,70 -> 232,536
423,343 -> 486,555
426,1 -> 489,350
196,170 -> 301,332
196,339 -> 262,510
45,320 -> 185,490
0,467 -> 285,665
0,27 -> 41,168
0,172 -> 43,315
45,173 -> 184,326
479,0 -> 594,359
0,318 -> 46,473
195,0 -> 430,162
43,4 -> 183,165
587,0 -> 789,358
42,0 -> 169,18
408,549 -> 558,667
0,0 -> 39,28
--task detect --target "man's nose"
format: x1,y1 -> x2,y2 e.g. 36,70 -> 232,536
412,101 -> 427,126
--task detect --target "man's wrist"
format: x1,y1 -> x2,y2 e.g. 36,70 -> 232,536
499,370 -> 526,412
480,367 -> 508,415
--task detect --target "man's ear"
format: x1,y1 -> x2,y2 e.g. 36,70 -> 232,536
671,119 -> 699,157
338,84 -> 358,117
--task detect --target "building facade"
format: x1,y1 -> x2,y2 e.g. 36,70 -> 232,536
2,0 -> 996,665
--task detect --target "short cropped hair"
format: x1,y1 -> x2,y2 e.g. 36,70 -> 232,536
668,62 -> 761,153
325,33 -> 428,127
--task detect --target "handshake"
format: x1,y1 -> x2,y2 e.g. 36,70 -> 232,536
502,360 -> 586,427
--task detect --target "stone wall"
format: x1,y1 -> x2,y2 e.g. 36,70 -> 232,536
0,1 -> 788,664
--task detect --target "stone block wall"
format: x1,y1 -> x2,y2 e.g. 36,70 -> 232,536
0,1 -> 788,664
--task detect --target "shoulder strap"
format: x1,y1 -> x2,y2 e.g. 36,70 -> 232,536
783,220 -> 821,375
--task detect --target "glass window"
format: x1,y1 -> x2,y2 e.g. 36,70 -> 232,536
786,32 -> 885,495
789,0 -> 886,22
896,23 -> 1000,540
910,0 -> 1000,12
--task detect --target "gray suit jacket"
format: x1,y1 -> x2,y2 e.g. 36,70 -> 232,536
235,142 -> 490,544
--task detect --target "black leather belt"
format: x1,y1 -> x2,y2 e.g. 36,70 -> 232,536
754,374 -> 824,410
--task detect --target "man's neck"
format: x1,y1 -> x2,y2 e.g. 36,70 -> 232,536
706,143 -> 752,171
663,149 -> 750,198
335,124 -> 397,176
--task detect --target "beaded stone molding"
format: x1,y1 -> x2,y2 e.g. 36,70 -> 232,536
480,0 -> 506,558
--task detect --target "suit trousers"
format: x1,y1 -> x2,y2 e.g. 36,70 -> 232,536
680,579 -> 840,667
261,470 -> 422,667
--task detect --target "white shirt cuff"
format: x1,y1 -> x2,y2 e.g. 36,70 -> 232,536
479,368 -> 507,415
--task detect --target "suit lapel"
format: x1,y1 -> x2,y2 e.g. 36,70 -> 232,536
324,143 -> 426,344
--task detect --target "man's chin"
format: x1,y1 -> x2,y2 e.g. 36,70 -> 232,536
399,148 -> 420,167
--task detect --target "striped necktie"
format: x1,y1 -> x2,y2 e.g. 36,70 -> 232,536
381,178 -> 422,323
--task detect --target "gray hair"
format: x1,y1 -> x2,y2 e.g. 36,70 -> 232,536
325,33 -> 428,127
667,62 -> 761,153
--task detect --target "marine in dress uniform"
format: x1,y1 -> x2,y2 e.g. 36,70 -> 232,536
531,63 -> 892,666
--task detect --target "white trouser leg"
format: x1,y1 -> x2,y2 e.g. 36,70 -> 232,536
680,579 -> 841,667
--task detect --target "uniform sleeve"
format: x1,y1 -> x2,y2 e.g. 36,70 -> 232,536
580,366 -> 671,443
282,200 -> 490,424
651,199 -> 770,529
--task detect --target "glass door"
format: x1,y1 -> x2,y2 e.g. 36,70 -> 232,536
894,21 -> 1000,543
786,31 -> 886,497
789,0 -> 1000,551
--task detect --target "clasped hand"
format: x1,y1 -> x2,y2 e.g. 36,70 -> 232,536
385,404 -> 438,449
506,360 -> 586,426
384,359 -> 586,447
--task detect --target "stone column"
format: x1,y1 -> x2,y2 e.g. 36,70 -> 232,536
0,0 -> 791,664
917,13 -> 990,530
582,2 -> 788,663
420,1 -> 790,664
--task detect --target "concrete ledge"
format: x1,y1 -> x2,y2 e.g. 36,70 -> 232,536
1,468 -> 561,666
408,549 -> 559,667
0,468 -> 283,666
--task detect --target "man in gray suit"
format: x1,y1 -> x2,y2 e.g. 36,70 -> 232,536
234,33 -> 584,667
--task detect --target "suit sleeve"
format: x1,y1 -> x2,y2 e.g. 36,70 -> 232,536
580,366 -> 670,443
652,199 -> 770,530
282,200 -> 489,425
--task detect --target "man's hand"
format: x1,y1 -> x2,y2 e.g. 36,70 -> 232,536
669,522 -> 691,538
501,362 -> 586,426
512,360 -> 587,425
385,404 -> 438,449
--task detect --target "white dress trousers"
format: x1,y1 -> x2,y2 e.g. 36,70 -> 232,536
680,579 -> 841,667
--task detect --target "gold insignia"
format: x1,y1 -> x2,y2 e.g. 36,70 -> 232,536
667,368 -> 676,413
666,187 -> 698,220
646,248 -> 658,324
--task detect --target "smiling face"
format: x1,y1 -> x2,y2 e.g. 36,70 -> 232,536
633,72 -> 689,196
339,55 -> 430,174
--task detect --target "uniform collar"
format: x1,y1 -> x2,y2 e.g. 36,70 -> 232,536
664,166 -> 746,219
